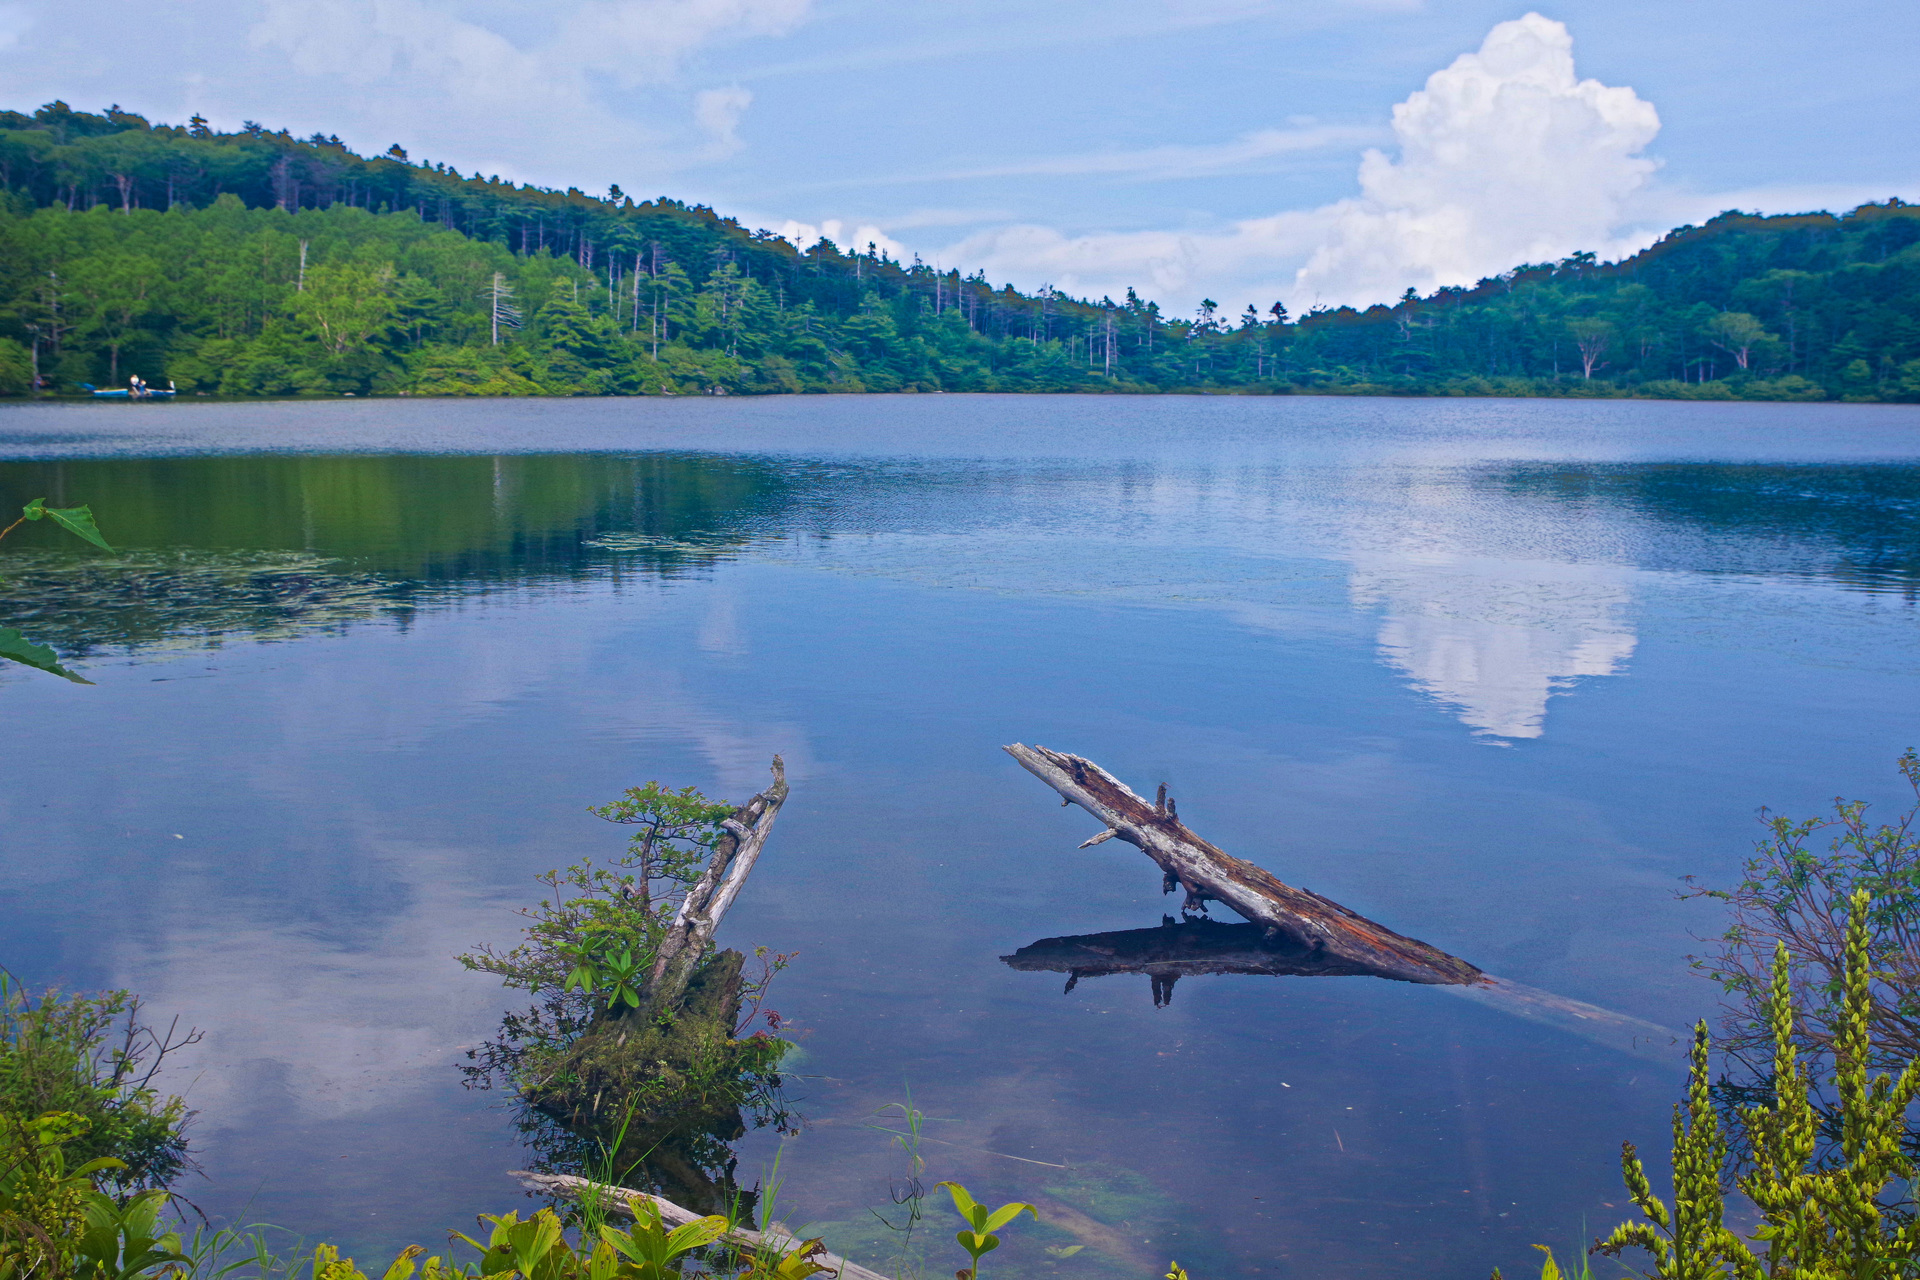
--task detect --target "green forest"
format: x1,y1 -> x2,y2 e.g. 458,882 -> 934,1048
2,99 -> 1919,401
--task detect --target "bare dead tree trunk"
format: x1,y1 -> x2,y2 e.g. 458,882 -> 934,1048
642,757 -> 788,1017
1004,743 -> 1482,985
1003,744 -> 1680,1057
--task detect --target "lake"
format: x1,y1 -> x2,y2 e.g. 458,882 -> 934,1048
3,393 -> 1919,1279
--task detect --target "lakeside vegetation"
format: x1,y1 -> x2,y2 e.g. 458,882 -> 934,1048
3,101 -> 1920,401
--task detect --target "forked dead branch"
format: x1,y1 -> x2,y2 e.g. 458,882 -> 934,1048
1003,743 -> 1483,985
1002,743 -> 1682,1060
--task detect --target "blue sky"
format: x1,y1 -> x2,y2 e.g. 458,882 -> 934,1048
5,0 -> 1916,312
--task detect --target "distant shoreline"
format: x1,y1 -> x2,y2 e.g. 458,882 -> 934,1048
8,377 -> 1887,406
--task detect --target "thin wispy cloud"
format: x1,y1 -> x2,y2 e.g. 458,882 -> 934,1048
241,0 -> 811,180
730,1 -> 1286,82
933,124 -> 1385,184
782,122 -> 1382,195
694,85 -> 754,158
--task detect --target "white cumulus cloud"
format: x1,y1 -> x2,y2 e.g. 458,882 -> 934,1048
932,13 -> 1663,314
770,216 -> 906,259
1295,11 -> 1660,303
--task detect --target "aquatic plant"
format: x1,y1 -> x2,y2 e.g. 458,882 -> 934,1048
460,778 -> 795,1216
0,1110 -> 1023,1280
1595,890 -> 1920,1278
864,1097 -> 931,1280
459,781 -> 736,1011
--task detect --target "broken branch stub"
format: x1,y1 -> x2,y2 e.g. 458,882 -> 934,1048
642,756 -> 789,1018
1002,744 -> 1482,986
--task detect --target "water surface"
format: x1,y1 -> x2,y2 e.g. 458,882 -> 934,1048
4,395 -> 1919,1279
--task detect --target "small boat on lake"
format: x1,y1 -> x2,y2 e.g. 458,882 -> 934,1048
82,375 -> 176,400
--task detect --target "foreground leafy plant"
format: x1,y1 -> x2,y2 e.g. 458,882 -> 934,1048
0,977 -> 196,1193
595,1200 -> 730,1280
1,499 -> 114,682
0,1111 -> 126,1278
1597,889 -> 1920,1278
71,1185 -> 193,1280
353,1199 -> 818,1280
934,1183 -> 1034,1280
1684,750 -> 1920,1144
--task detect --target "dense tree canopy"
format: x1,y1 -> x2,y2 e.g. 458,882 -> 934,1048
2,100 -> 1918,401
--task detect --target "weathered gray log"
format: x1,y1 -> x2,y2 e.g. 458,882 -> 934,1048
509,1171 -> 890,1280
1003,744 -> 1483,986
642,757 -> 788,1018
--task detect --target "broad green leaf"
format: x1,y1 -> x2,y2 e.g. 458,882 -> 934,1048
379,1245 -> 426,1280
981,1203 -> 1036,1234
15,498 -> 112,550
938,1182 -> 984,1224
0,629 -> 92,683
506,1210 -> 564,1274
956,1232 -> 1000,1256
663,1215 -> 728,1257
42,503 -> 113,550
598,1226 -> 642,1263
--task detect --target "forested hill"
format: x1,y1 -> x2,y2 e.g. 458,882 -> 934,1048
2,99 -> 1919,401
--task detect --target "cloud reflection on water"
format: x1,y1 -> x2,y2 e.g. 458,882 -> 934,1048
1349,555 -> 1637,740
8,447 -> 1916,744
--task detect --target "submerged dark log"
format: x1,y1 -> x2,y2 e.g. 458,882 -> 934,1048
1009,918 -> 1416,1008
1008,918 -> 1389,986
1003,744 -> 1483,986
1005,917 -> 1680,1060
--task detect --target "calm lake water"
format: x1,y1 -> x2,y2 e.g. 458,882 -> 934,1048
4,394 -> 1919,1279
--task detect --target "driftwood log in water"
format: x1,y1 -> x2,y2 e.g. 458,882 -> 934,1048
1003,744 -> 1482,986
642,757 -> 789,1018
509,1171 -> 890,1280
